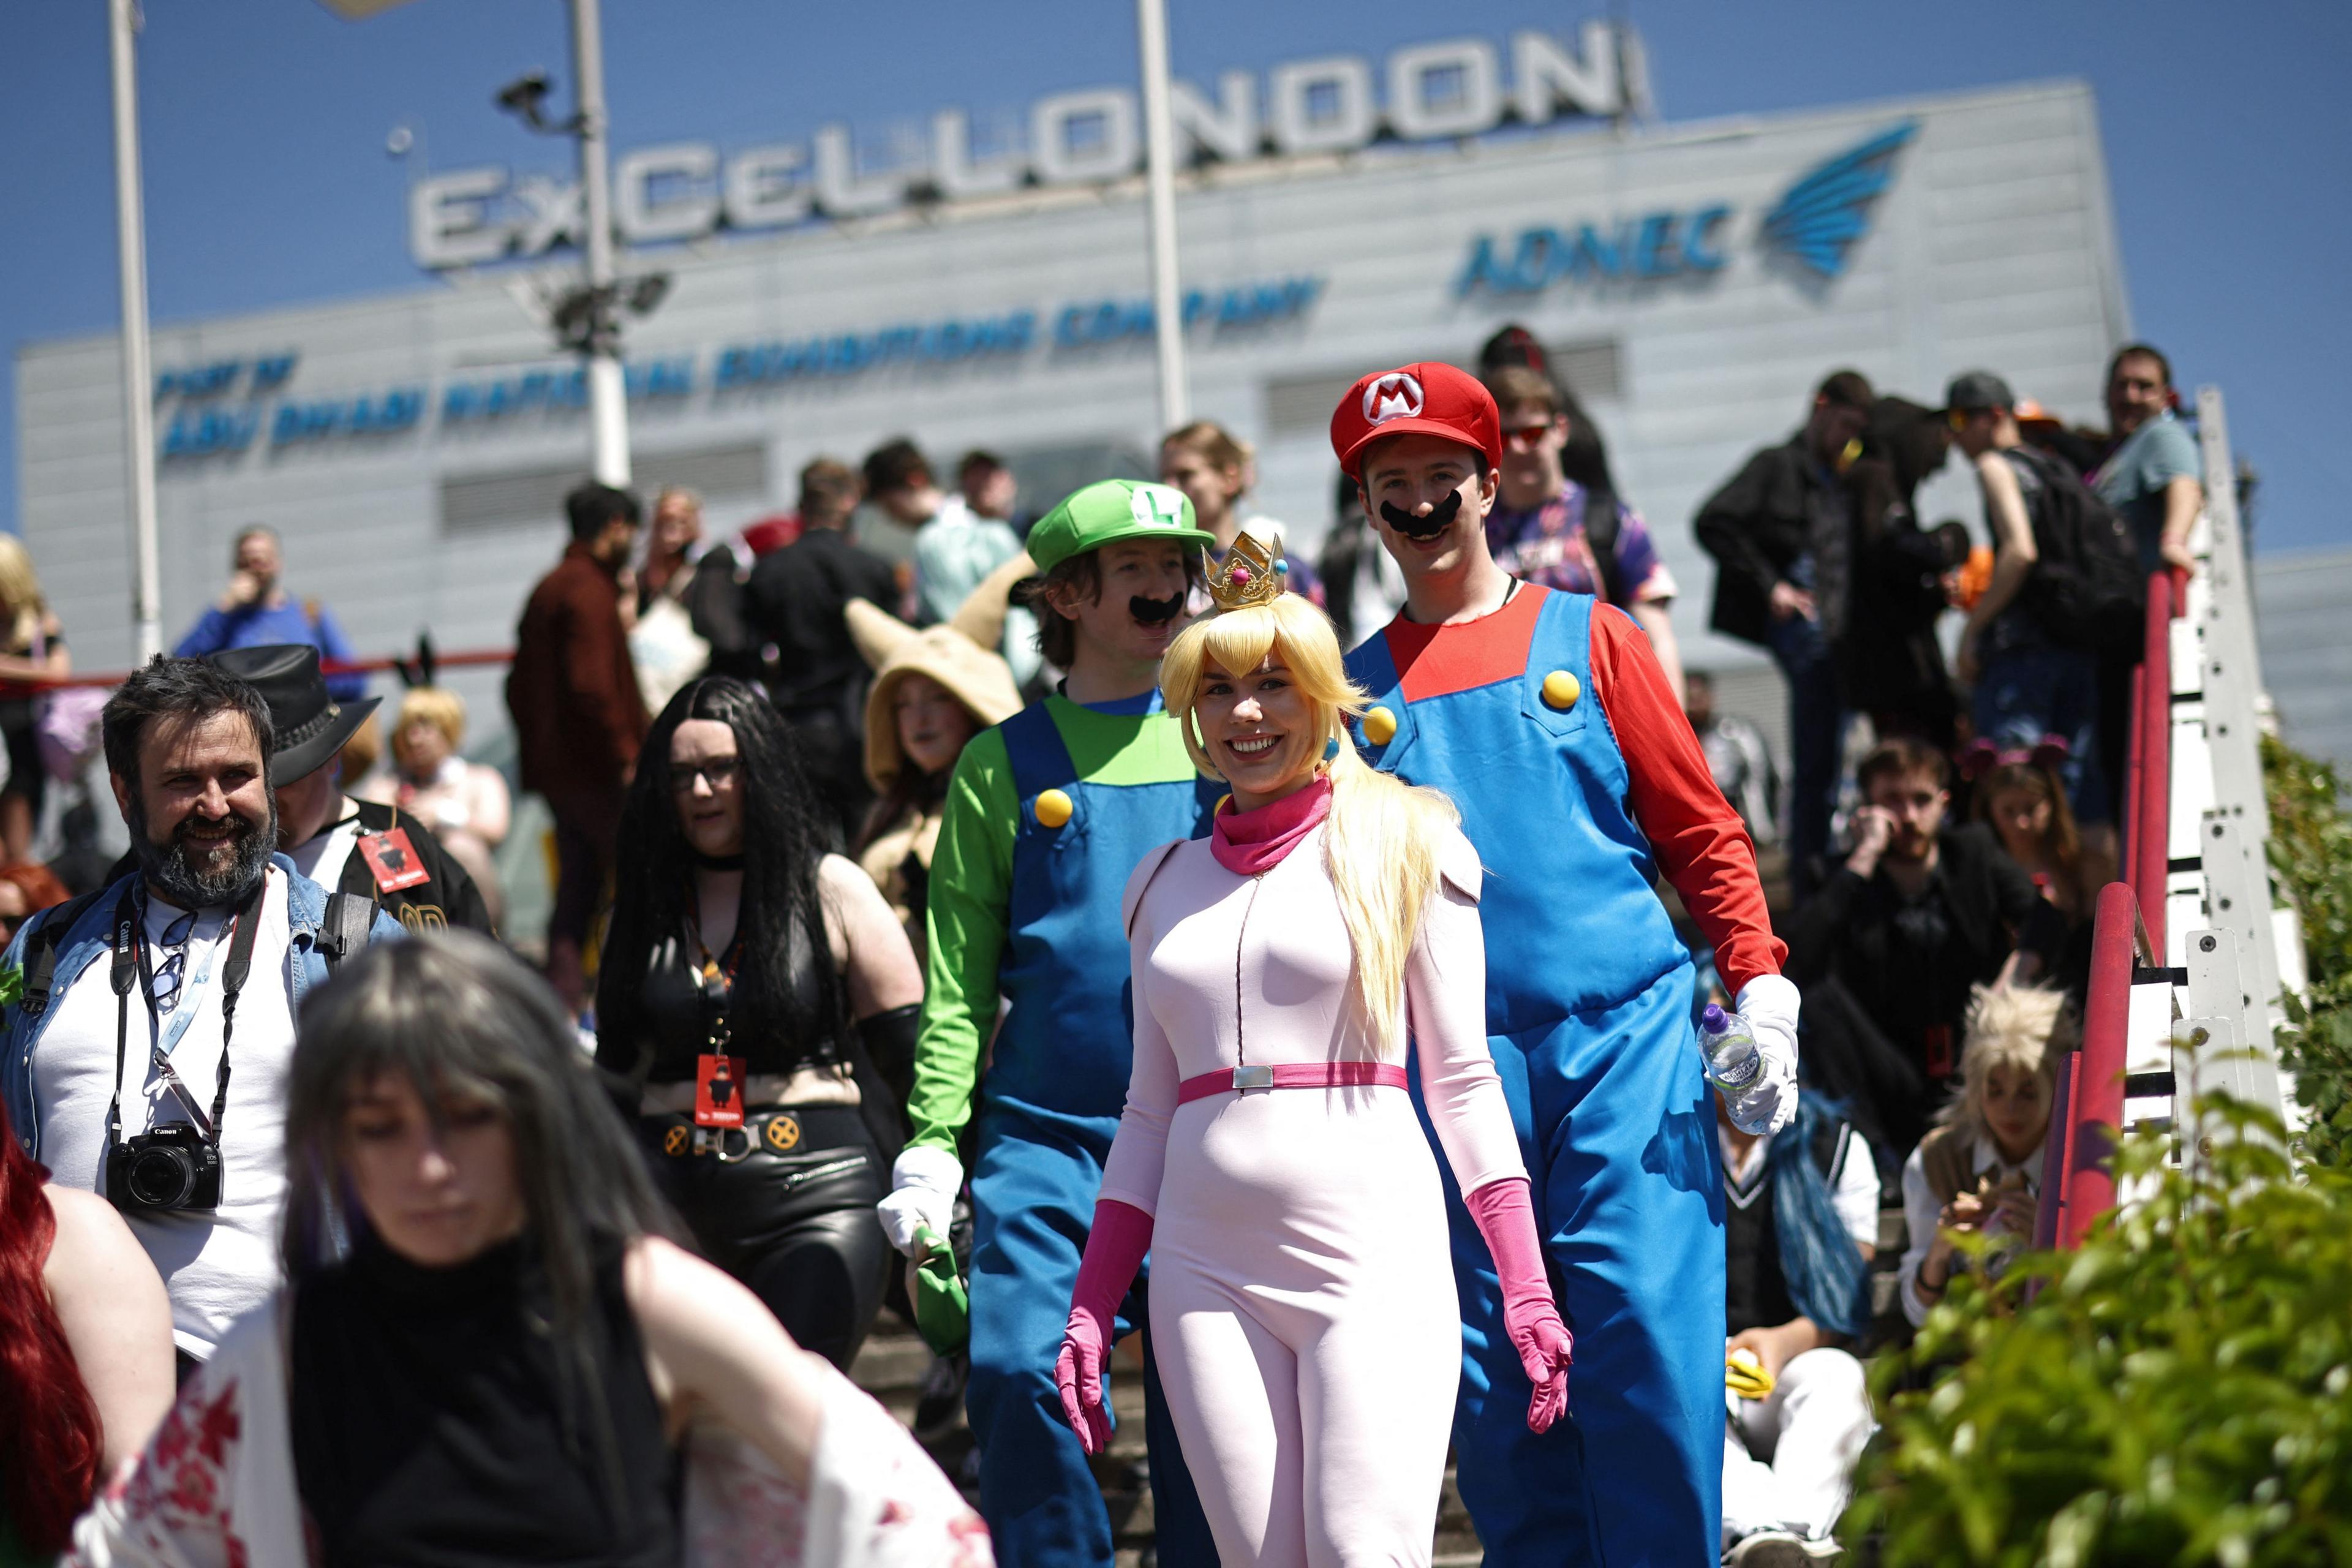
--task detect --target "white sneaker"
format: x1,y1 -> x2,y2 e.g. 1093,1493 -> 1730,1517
1725,1529 -> 1842,1567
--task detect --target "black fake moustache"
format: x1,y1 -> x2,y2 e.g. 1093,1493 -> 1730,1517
1380,490 -> 1461,540
1129,592 -> 1185,625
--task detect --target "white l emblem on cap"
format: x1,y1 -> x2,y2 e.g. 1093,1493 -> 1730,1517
1364,371 -> 1424,425
1130,483 -> 1186,529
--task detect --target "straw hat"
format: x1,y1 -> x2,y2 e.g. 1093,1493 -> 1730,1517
847,549 -> 1031,790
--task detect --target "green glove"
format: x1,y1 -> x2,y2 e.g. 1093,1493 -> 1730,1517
911,1225 -> 970,1355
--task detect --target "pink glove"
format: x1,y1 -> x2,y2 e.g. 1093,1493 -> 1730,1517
1464,1176 -> 1574,1432
1054,1199 -> 1154,1455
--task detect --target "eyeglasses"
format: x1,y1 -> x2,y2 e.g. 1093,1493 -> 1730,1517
150,909 -> 197,1016
671,757 -> 742,793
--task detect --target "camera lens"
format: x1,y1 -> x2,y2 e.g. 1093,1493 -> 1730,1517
127,1145 -> 197,1209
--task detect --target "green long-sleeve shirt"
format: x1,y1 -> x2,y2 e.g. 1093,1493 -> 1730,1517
908,695 -> 1200,1153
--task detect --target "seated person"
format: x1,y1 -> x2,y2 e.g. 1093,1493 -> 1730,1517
1968,747 -> 2113,1001
1718,1090 -> 1880,1564
1898,982 -> 2075,1325
1785,736 -> 2062,1166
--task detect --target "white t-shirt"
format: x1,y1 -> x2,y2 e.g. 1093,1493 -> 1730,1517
290,810 -> 363,896
32,868 -> 299,1358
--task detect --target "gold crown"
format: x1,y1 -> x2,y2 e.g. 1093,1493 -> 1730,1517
1202,530 -> 1285,612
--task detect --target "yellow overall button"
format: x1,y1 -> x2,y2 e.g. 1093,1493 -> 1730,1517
1541,670 -> 1581,711
1363,706 -> 1398,745
1033,788 -> 1074,828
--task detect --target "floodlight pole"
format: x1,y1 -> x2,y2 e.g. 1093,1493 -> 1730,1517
109,0 -> 162,662
1136,0 -> 1188,432
570,0 -> 630,487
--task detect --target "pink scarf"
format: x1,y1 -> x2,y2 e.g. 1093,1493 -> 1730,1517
1210,774 -> 1332,876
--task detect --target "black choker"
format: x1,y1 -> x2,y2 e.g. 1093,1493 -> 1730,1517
690,850 -> 745,870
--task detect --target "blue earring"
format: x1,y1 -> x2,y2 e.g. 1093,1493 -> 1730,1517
1323,736 -> 1341,763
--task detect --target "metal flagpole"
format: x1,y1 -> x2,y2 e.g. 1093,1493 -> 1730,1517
1136,0 -> 1188,431
570,0 -> 630,486
109,0 -> 162,662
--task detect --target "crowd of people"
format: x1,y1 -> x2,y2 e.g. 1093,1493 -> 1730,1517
0,328 -> 2196,1568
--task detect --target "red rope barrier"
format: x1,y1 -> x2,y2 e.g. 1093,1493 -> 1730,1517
2062,881 -> 2143,1249
2132,570 -> 2175,957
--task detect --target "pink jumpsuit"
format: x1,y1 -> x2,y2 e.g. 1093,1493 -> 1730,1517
1104,823 -> 1525,1567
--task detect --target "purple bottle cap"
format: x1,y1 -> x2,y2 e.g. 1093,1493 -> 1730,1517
1702,1003 -> 1727,1032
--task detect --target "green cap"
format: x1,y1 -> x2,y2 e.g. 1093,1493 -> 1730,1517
1024,478 -> 1216,573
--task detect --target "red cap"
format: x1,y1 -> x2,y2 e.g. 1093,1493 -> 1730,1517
1329,362 -> 1501,481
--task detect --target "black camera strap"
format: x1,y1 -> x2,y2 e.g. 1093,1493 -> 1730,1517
105,876 -> 266,1152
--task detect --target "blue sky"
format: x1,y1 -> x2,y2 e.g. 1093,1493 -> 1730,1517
4,0 -> 2346,553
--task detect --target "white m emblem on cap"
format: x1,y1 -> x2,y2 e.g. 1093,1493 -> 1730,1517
1131,483 -> 1186,529
1364,371 -> 1424,425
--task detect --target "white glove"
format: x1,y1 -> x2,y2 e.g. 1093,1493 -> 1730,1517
877,1144 -> 964,1259
1725,974 -> 1801,1136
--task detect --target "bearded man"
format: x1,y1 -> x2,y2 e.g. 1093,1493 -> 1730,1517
0,657 -> 398,1378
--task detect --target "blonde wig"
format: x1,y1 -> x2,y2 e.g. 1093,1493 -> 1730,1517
1939,981 -> 2078,1148
391,685 -> 469,769
0,537 -> 47,649
1160,590 -> 1460,1058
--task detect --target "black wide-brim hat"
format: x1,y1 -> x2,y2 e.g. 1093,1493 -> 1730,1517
206,644 -> 380,786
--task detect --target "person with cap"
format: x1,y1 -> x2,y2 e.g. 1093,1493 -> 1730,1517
209,646 -> 492,939
1330,363 -> 1796,1567
847,553 -> 1032,970
0,657 -> 401,1378
876,479 -> 1221,1568
1946,369 -> 2135,832
1693,371 -> 1877,897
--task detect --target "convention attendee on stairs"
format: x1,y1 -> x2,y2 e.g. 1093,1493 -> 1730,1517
1332,363 -> 1796,1567
876,478 -> 1219,1567
847,552 -> 1031,971
67,932 -> 990,1568
1058,562 -> 1569,1566
208,647 -> 492,937
594,679 -> 922,1372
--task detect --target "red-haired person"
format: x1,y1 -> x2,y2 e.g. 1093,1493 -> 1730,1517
0,1104 -> 174,1562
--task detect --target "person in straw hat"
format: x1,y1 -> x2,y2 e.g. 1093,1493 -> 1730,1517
845,552 -> 1031,968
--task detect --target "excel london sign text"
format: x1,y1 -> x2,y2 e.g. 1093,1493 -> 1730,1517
411,23 -> 1645,270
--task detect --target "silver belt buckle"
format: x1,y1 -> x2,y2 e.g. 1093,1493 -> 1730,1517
1231,1065 -> 1275,1091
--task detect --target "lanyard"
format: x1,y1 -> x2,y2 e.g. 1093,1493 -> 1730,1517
106,878 -> 264,1147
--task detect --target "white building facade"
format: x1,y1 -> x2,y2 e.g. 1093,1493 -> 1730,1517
17,33 -> 2130,753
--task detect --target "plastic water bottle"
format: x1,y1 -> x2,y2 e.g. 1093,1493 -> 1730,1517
1699,1003 -> 1763,1091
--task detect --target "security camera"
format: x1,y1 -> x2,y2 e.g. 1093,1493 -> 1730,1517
495,72 -> 554,128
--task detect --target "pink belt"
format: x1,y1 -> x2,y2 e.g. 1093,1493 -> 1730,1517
1175,1061 -> 1409,1105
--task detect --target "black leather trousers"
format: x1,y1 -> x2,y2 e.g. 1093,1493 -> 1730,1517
636,1103 -> 889,1370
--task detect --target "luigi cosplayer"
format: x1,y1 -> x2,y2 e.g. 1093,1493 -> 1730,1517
877,480 -> 1218,1566
1332,364 -> 1803,1566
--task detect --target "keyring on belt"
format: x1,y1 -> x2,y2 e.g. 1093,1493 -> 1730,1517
690,1124 -> 757,1163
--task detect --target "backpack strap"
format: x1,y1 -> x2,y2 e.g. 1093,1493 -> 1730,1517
318,891 -> 379,971
21,887 -> 110,1017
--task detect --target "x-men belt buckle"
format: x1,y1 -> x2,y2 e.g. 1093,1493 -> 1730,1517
1231,1065 -> 1275,1091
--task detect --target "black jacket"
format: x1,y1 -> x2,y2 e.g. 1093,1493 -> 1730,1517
746,527 -> 900,713
338,799 -> 493,935
1694,435 -> 1839,648
1785,823 -> 2062,1068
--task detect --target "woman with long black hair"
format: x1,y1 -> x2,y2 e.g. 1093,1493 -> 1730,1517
595,679 -> 922,1370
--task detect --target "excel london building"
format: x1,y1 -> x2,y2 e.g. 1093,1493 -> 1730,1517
16,21 -> 2132,748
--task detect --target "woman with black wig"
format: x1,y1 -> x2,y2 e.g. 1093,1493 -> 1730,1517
595,678 -> 923,1370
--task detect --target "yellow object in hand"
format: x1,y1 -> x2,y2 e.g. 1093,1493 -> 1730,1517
1725,1347 -> 1776,1401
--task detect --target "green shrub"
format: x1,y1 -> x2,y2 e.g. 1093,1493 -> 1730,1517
2263,734 -> 2352,1167
1844,1096 -> 2352,1566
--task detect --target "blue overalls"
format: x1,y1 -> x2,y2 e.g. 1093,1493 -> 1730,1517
965,696 -> 1221,1567
1346,588 -> 1726,1567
